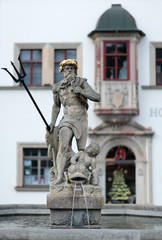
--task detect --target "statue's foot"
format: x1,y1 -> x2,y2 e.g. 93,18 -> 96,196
54,177 -> 64,185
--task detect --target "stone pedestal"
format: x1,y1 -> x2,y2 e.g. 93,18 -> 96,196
47,183 -> 104,228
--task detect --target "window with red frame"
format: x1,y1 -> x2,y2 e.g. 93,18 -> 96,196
21,50 -> 42,86
54,49 -> 76,83
104,41 -> 129,80
156,49 -> 162,85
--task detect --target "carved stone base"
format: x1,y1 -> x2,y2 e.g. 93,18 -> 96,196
47,183 -> 104,228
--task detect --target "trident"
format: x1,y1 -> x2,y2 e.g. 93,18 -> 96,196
2,54 -> 51,132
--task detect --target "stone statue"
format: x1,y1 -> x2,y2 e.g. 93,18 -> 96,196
46,59 -> 104,228
68,143 -> 100,185
47,59 -> 100,185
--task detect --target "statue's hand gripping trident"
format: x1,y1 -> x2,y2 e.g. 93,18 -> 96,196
2,54 -> 51,132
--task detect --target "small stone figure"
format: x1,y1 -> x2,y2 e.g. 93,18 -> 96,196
48,59 -> 100,185
68,143 -> 100,185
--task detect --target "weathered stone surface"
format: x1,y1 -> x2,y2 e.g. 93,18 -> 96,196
47,194 -> 104,209
46,59 -> 101,185
1,229 -> 162,240
49,183 -> 102,197
47,183 -> 104,227
50,209 -> 101,228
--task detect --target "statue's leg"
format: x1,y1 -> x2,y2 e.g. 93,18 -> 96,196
55,126 -> 73,184
76,119 -> 88,151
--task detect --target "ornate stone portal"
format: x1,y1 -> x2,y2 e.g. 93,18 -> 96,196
46,59 -> 104,228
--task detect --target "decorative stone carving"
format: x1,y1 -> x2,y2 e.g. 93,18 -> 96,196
112,90 -> 123,108
95,80 -> 138,123
68,143 -> 100,185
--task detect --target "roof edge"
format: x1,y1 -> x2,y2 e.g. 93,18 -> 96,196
88,29 -> 145,38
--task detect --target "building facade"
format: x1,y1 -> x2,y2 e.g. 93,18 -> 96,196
0,0 -> 162,205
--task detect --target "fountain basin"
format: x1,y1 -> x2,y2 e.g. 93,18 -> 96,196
0,204 -> 162,239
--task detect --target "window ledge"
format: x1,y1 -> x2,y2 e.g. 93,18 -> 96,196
15,186 -> 49,192
142,85 -> 162,90
0,85 -> 52,90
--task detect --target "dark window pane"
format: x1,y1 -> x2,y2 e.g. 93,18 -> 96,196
117,57 -> 127,67
32,169 -> 38,175
21,50 -> 30,60
55,50 -> 64,60
66,50 -> 76,59
33,50 -> 42,60
156,74 -> 162,84
32,160 -> 38,167
31,149 -> 38,156
106,68 -> 115,79
156,62 -> 162,84
156,49 -> 162,59
49,160 -> 53,167
41,160 -> 47,167
117,43 -> 127,53
106,43 -> 115,54
106,56 -> 115,67
40,149 -> 48,156
24,149 -> 31,156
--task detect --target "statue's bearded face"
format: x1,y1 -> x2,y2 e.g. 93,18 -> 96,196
63,65 -> 76,80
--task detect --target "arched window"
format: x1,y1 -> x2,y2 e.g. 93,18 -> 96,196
106,146 -> 135,204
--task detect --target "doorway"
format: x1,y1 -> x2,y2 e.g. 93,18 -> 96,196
106,145 -> 136,204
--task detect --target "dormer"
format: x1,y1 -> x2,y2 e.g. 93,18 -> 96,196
88,4 -> 145,123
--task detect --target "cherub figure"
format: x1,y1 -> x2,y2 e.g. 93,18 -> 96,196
68,143 -> 100,185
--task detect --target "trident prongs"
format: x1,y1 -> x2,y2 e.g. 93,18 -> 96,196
1,54 -> 51,132
18,54 -> 26,78
1,54 -> 26,83
1,67 -> 20,83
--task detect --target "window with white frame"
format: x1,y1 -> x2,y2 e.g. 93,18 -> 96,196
150,42 -> 162,86
23,148 -> 52,185
14,43 -> 82,86
16,143 -> 52,191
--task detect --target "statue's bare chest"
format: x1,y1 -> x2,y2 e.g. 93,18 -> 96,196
59,86 -> 75,105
